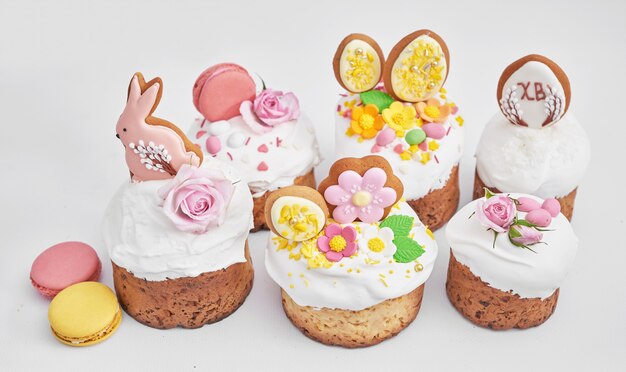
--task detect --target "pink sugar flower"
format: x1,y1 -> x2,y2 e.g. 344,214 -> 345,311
475,195 -> 516,233
316,224 -> 357,262
323,168 -> 397,224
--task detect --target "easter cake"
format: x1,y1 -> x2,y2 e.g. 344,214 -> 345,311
446,189 -> 578,329
333,30 -> 464,231
103,73 -> 254,329
188,63 -> 321,231
265,155 -> 438,347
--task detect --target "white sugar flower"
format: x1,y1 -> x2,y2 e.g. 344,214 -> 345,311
358,225 -> 397,260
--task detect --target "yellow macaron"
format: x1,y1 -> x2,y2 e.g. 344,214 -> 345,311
48,282 -> 122,346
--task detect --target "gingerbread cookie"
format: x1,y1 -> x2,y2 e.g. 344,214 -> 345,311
318,155 -> 403,223
497,54 -> 570,128
264,185 -> 329,242
383,29 -> 450,102
333,33 -> 385,93
116,73 -> 203,181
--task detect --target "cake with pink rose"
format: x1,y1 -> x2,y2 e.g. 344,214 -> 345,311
264,155 -> 438,347
445,188 -> 579,330
188,63 -> 321,231
332,30 -> 464,231
102,72 -> 254,329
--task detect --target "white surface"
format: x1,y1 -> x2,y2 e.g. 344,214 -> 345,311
0,0 -> 624,371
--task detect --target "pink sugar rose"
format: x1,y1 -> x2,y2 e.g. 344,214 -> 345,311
475,195 -> 516,233
158,164 -> 234,234
509,225 -> 543,246
240,89 -> 300,133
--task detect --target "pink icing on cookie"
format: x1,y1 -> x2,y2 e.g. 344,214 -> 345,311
324,168 -> 397,223
116,74 -> 201,181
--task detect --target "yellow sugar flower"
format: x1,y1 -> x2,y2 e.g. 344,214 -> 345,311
350,104 -> 384,139
382,102 -> 417,133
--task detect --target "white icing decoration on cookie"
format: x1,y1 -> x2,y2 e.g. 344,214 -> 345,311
271,196 -> 326,242
339,39 -> 382,92
475,113 -> 590,198
446,194 -> 578,299
500,61 -> 566,128
102,159 -> 253,281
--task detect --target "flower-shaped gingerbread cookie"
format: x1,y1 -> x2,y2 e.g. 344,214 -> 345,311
318,155 -> 403,224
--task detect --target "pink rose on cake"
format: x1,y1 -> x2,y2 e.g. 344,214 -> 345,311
158,164 -> 234,233
509,225 -> 543,246
475,195 -> 516,233
240,89 -> 300,133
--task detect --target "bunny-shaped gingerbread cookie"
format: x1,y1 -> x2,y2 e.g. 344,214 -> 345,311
116,73 -> 202,181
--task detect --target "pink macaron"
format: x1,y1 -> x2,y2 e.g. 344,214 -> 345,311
30,242 -> 102,298
193,63 -> 257,122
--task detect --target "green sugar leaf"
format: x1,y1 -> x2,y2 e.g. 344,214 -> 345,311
360,90 -> 394,111
380,215 -> 414,238
484,188 -> 495,199
393,236 -> 425,263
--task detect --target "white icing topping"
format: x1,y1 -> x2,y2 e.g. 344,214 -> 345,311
475,113 -> 590,198
102,159 -> 253,281
265,202 -> 438,311
189,114 -> 321,198
334,92 -> 463,200
446,194 -> 578,299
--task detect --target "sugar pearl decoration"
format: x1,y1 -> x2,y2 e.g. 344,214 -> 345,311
227,132 -> 246,148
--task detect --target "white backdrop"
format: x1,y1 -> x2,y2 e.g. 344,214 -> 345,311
1,0 -> 624,371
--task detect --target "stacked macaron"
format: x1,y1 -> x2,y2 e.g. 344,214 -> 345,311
30,241 -> 121,346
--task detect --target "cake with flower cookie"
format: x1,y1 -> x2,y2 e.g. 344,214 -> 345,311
474,55 -> 590,219
264,156 -> 438,347
445,188 -> 579,329
188,63 -> 321,231
102,73 -> 254,329
333,30 -> 464,231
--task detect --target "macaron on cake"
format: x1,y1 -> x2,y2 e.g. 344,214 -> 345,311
474,55 -> 590,220
264,156 -> 438,347
102,72 -> 254,329
445,189 -> 579,330
189,63 -> 321,231
30,241 -> 101,298
48,282 -> 121,346
333,30 -> 464,231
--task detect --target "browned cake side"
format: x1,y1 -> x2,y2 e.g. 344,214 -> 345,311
251,169 -> 316,232
281,285 -> 424,348
406,165 -> 460,231
112,243 -> 254,329
473,170 -> 577,220
446,251 -> 559,330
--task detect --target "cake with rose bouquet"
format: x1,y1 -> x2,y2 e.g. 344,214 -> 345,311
264,155 -> 438,347
474,54 -> 590,219
102,72 -> 254,329
332,30 -> 464,231
445,188 -> 579,330
188,63 -> 321,231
